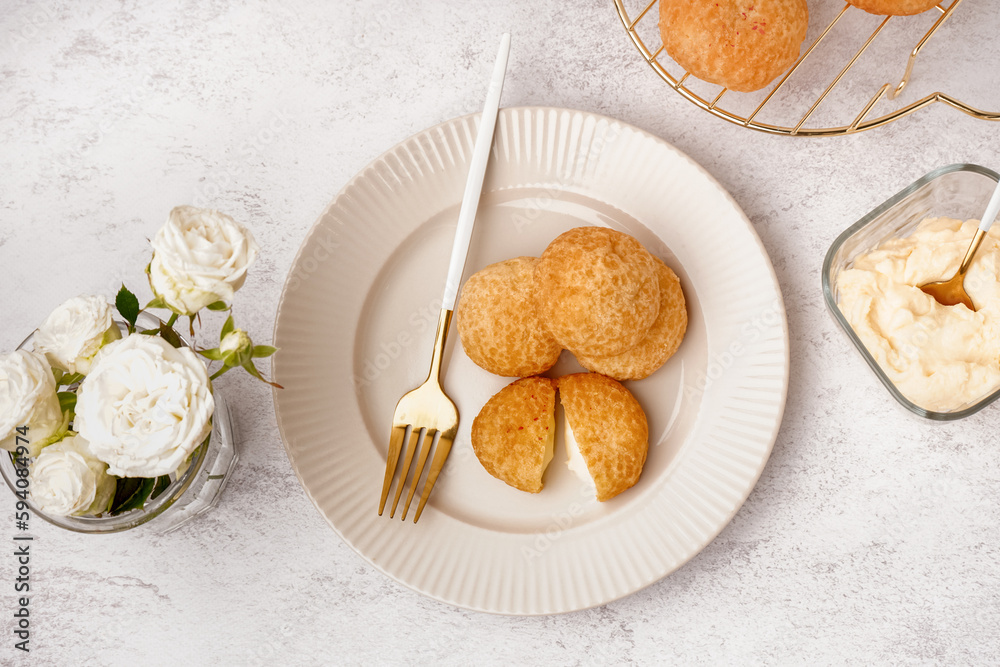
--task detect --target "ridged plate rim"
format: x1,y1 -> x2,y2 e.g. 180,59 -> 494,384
272,106 -> 790,615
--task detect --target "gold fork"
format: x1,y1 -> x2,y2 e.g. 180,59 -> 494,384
378,33 -> 511,523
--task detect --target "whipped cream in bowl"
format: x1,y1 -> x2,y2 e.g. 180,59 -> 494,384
837,217 -> 1000,412
823,164 -> 1000,420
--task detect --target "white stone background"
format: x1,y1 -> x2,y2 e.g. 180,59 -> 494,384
1,0 -> 999,664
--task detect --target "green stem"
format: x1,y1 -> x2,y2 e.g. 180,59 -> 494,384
166,313 -> 179,328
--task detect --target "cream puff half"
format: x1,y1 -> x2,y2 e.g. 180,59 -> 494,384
471,377 -> 557,493
558,373 -> 649,502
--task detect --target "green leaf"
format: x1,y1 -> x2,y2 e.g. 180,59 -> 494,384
115,285 -> 140,331
143,296 -> 168,310
159,321 -> 183,348
58,372 -> 85,387
199,347 -> 224,361
220,315 -> 235,340
150,475 -> 172,500
251,345 -> 277,358
109,477 -> 156,515
205,300 -> 229,311
57,391 -> 77,415
241,359 -> 283,389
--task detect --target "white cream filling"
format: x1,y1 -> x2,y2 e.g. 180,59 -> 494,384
563,413 -> 595,489
837,216 -> 1000,412
542,410 -> 555,471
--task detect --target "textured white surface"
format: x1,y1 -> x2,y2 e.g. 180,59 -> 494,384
0,0 -> 998,663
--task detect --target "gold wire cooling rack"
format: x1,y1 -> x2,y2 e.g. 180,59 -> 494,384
614,0 -> 1000,136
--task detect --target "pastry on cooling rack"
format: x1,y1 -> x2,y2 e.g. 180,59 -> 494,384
534,227 -> 660,358
658,0 -> 809,93
575,257 -> 687,381
846,0 -> 939,15
559,373 -> 649,502
471,377 -> 557,493
457,257 -> 562,377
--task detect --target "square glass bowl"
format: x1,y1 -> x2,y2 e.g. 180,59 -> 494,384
822,163 -> 1000,421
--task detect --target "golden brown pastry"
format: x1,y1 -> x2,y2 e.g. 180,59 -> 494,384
575,257 -> 687,381
847,0 -> 938,15
558,373 -> 648,502
471,377 -> 557,493
534,227 -> 660,358
457,257 -> 562,377
659,0 -> 809,93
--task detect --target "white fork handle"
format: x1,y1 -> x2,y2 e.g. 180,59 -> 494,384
441,33 -> 511,310
978,177 -> 1000,233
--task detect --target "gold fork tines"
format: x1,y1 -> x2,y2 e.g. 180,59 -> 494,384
378,34 -> 509,524
378,310 -> 458,523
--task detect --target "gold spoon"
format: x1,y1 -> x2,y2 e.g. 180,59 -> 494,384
920,180 -> 1000,311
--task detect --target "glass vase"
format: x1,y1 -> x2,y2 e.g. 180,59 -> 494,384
0,312 -> 238,533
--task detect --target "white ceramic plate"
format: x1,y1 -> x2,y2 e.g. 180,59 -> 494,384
272,107 -> 789,615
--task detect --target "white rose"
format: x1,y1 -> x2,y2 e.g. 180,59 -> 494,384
0,351 -> 65,457
148,205 -> 259,315
75,334 -> 214,477
33,295 -> 122,374
29,435 -> 115,516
